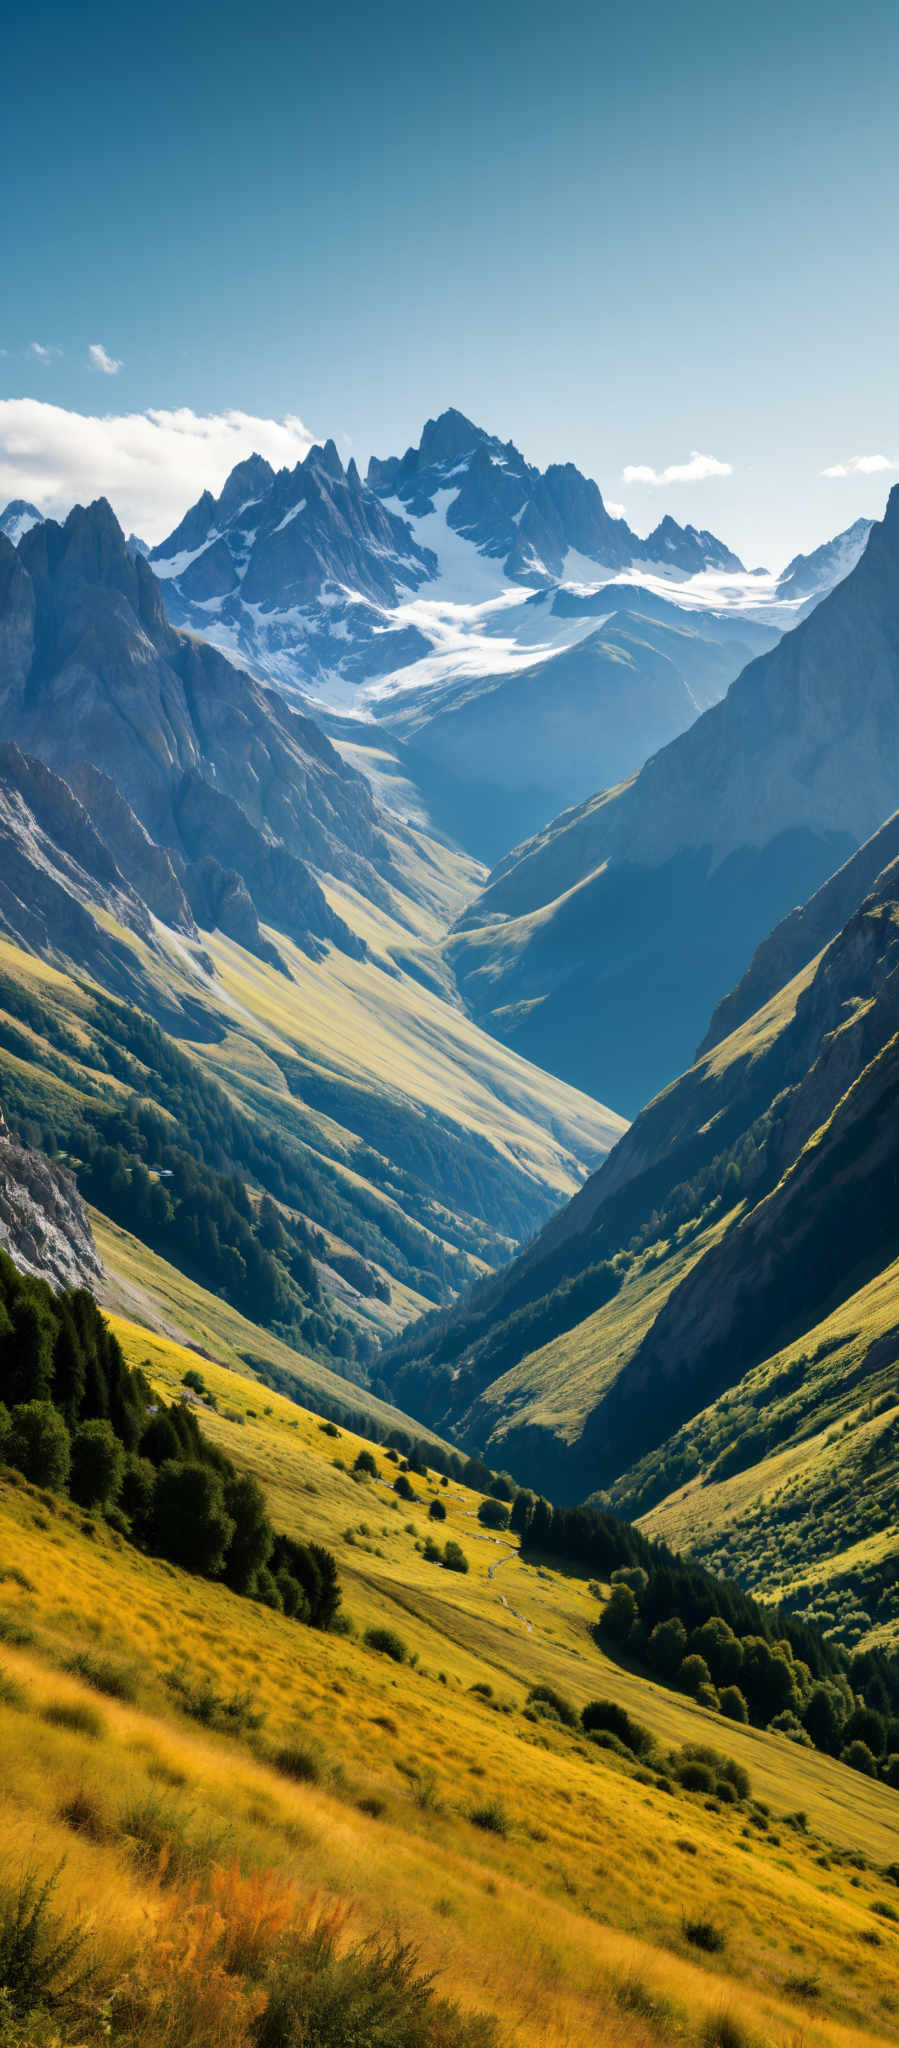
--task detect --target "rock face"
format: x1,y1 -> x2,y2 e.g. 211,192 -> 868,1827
0,504 -> 403,962
449,488 -> 899,1113
0,1116 -> 102,1292
776,517 -> 873,601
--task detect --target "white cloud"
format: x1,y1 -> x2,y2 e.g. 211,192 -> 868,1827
88,343 -> 122,376
0,400 -> 316,543
605,499 -> 627,520
821,453 -> 898,478
621,450 -> 733,487
29,342 -> 62,363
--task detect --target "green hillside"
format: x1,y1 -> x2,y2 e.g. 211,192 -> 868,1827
382,823 -> 899,1649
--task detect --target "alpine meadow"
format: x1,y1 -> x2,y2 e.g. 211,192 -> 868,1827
1,2 -> 898,2044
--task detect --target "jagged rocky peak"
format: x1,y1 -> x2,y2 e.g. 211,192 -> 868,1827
642,513 -> 744,574
0,500 -> 43,545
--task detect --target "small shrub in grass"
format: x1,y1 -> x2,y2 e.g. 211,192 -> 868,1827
353,1450 -> 377,1477
357,1794 -> 386,1819
0,1669 -> 26,1710
274,1743 -> 321,1784
393,1474 -> 416,1502
57,1790 -> 110,1842
477,1498 -> 509,1530
62,1650 -> 137,1701
165,1666 -> 264,1733
784,1972 -> 820,1999
703,2015 -> 751,2048
0,1611 -> 34,1648
255,1926 -> 499,2048
41,1699 -> 104,1739
582,1697 -> 653,1755
119,1793 -> 194,1881
427,1497 -> 446,1521
0,1866 -> 92,2015
873,1899 -> 899,1922
613,1971 -> 676,2030
683,1916 -> 727,1953
363,1626 -> 408,1664
468,1799 -> 510,1836
442,1540 -> 468,1574
527,1684 -> 578,1729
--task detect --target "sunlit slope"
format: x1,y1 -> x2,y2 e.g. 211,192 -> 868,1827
1,1326 -> 898,2048
0,824 -> 623,1343
383,858 -> 899,1630
632,1252 -> 899,1655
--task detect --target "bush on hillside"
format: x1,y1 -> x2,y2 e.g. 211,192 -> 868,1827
427,1497 -> 446,1521
364,1627 -> 408,1664
477,1498 -> 510,1531
581,1698 -> 654,1757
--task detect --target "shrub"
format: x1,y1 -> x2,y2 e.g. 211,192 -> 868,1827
683,1917 -> 727,1953
41,1699 -> 104,1738
675,1759 -> 715,1794
528,1684 -> 578,1730
353,1450 -> 377,1478
477,1499 -> 510,1531
442,1541 -> 469,1574
841,1738 -> 878,1777
680,1653 -> 713,1698
255,1925 -> 499,2048
69,1418 -> 125,1509
393,1474 -> 416,1502
0,1867 -> 91,2015
4,1404 -> 70,1492
581,1698 -> 653,1757
719,1685 -> 749,1724
274,1743 -> 321,1784
62,1651 -> 137,1701
427,1498 -> 446,1522
364,1627 -> 408,1664
468,1799 -> 510,1836
165,1667 -> 264,1733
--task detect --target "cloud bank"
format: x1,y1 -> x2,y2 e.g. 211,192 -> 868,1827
821,453 -> 898,479
0,400 -> 316,542
622,450 -> 733,487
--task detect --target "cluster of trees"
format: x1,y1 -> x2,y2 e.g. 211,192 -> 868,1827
0,1251 -> 340,1630
510,1489 -> 899,1781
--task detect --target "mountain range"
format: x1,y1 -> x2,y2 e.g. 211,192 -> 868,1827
1,424 -> 897,1654
448,484 -> 899,1111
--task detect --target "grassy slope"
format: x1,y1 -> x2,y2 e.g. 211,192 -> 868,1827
0,824 -> 623,1337
635,1254 -> 899,1655
1,1321 -> 898,2048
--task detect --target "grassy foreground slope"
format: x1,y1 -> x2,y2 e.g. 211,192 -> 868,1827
1,1319 -> 898,2048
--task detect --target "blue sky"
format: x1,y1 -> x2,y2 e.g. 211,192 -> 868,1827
3,0 -> 898,562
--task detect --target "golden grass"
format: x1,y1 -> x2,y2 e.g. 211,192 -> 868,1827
2,1321 -> 898,2046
